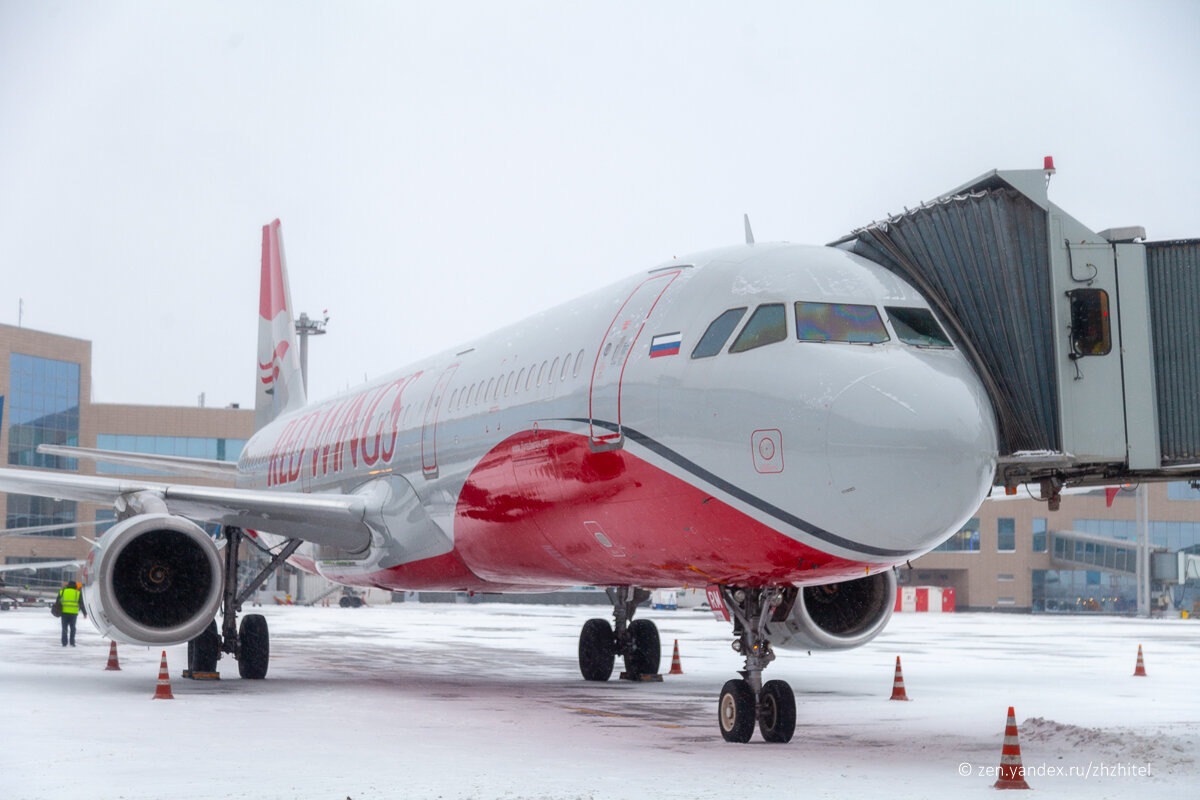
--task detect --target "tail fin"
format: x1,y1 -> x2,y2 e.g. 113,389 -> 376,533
255,219 -> 307,430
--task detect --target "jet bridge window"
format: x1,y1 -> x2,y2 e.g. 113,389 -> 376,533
691,307 -> 746,358
1067,288 -> 1111,357
795,302 -> 889,344
729,304 -> 787,353
885,306 -> 953,348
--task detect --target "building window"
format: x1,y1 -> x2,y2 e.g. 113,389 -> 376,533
997,597 -> 1016,606
933,517 -> 980,552
5,494 -> 76,536
1074,518 -> 1200,551
997,573 -> 1015,581
997,518 -> 1015,552
1032,518 -> 1047,553
7,353 -> 80,470
1167,482 -> 1200,501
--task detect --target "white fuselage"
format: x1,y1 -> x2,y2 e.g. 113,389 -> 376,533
237,243 -> 998,591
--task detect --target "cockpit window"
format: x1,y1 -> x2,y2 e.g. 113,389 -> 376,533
729,304 -> 787,353
691,307 -> 747,359
885,306 -> 953,348
795,302 -> 889,344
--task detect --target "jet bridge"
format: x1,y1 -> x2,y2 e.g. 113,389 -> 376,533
834,165 -> 1200,500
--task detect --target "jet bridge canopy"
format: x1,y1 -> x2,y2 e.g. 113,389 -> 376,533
834,166 -> 1200,490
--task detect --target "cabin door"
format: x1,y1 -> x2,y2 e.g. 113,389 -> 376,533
588,271 -> 680,448
421,363 -> 459,477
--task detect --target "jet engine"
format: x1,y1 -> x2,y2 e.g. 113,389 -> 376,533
766,569 -> 896,650
81,513 -> 224,646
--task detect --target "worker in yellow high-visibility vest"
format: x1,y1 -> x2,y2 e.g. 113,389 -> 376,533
56,580 -> 86,647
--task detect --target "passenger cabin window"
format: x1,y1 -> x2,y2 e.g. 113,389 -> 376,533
1067,288 -> 1111,357
730,304 -> 787,353
885,307 -> 953,348
692,307 -> 747,359
795,302 -> 888,344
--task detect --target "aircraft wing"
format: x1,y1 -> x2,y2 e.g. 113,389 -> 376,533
36,444 -> 239,479
0,468 -> 372,551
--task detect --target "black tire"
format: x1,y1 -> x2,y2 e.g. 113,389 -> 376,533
339,596 -> 352,608
188,620 -> 221,674
623,618 -> 661,678
759,679 -> 796,743
578,618 -> 616,681
718,679 -> 756,743
238,614 -> 269,680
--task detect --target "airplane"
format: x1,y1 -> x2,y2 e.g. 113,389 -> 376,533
0,219 -> 998,743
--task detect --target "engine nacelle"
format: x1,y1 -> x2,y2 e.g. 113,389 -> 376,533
766,569 -> 896,650
81,513 -> 224,646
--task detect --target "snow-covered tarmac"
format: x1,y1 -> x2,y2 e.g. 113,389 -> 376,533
1,602 -> 1196,799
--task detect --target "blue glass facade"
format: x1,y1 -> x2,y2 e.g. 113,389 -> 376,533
6,493 -> 76,537
1167,481 -> 1200,501
6,353 -> 80,470
94,434 -> 246,475
1073,518 -> 1200,551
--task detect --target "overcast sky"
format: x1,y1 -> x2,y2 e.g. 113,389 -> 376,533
2,1 -> 1197,409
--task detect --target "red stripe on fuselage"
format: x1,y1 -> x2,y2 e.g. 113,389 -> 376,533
357,429 -> 878,592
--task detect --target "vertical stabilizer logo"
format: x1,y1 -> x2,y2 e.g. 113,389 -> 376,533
259,341 -> 290,388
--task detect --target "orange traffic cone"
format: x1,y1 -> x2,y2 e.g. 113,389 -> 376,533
1133,644 -> 1147,676
889,656 -> 909,700
668,640 -> 683,675
152,651 -> 174,700
104,641 -> 121,671
993,706 -> 1031,790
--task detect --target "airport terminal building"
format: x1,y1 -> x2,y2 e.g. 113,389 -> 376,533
0,322 -> 253,591
902,483 -> 1200,613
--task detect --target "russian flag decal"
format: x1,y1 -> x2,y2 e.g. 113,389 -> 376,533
649,331 -> 682,358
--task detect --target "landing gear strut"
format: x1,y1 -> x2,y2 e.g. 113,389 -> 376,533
717,586 -> 798,743
577,587 -> 661,681
185,526 -> 300,680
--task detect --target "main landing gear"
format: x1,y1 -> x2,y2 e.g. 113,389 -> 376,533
717,586 -> 798,743
578,587 -> 661,681
185,526 -> 301,681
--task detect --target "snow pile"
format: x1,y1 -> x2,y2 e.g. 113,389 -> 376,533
1022,716 -> 1197,776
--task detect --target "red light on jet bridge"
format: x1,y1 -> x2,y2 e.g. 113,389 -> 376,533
1043,156 -> 1056,174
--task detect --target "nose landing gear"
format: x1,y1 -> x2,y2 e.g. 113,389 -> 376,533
717,586 -> 798,743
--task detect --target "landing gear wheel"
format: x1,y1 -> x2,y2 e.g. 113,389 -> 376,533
238,613 -> 269,680
579,618 -> 616,681
187,620 -> 221,674
759,679 -> 796,743
624,618 -> 661,678
718,679 -> 756,743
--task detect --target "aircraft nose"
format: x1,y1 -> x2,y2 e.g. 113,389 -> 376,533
824,358 -> 997,554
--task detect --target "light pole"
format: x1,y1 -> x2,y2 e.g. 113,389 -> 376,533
294,310 -> 328,396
